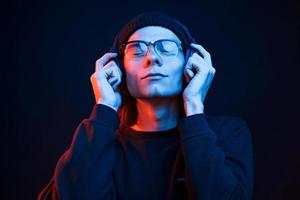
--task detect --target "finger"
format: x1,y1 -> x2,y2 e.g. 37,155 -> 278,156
190,43 -> 210,58
110,67 -> 122,90
100,65 -> 115,79
104,61 -> 123,86
108,77 -> 120,90
102,60 -> 119,78
186,55 -> 207,74
108,76 -> 118,84
103,60 -> 118,70
184,67 -> 194,82
191,53 -> 215,73
190,53 -> 209,67
95,52 -> 118,71
107,65 -> 119,79
190,43 -> 212,65
106,66 -> 122,89
115,63 -> 123,80
111,77 -> 122,90
192,53 -> 216,73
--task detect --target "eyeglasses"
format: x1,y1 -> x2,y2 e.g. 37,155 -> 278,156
122,39 -> 183,59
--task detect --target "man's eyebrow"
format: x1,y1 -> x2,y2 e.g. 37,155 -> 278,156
126,40 -> 145,43
126,39 -> 181,43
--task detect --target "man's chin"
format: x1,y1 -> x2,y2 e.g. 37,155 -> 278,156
138,92 -> 180,100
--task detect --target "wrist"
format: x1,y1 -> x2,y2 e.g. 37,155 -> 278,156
183,97 -> 204,116
97,101 -> 118,112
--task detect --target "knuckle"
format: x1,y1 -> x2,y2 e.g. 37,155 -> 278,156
95,59 -> 103,68
188,56 -> 195,64
105,60 -> 116,68
95,59 -> 100,66
93,71 -> 104,79
191,53 -> 198,58
90,74 -> 94,81
110,60 -> 117,67
90,73 -> 98,82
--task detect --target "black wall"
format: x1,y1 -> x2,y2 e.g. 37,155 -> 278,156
4,0 -> 299,199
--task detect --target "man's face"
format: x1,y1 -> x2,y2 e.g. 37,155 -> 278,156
123,26 -> 185,99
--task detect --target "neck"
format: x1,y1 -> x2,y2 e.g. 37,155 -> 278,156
131,96 -> 180,132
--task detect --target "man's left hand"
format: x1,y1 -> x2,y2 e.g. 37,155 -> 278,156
183,43 -> 216,115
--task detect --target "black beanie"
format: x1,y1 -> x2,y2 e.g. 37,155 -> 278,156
110,11 -> 196,55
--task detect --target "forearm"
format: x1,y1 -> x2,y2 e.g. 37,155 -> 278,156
178,114 -> 253,200
39,104 -> 119,200
181,132 -> 242,199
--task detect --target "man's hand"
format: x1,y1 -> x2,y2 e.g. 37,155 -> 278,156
183,43 -> 216,116
90,53 -> 122,112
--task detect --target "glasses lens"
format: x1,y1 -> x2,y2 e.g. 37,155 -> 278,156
156,40 -> 178,56
124,42 -> 147,57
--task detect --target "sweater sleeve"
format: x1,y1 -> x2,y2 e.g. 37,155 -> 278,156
177,114 -> 254,200
37,104 -> 120,200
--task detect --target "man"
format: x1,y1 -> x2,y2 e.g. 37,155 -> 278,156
38,11 -> 254,200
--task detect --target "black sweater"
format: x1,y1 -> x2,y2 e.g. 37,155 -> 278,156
38,104 -> 254,200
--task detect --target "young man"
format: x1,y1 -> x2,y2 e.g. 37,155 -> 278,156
38,11 -> 254,200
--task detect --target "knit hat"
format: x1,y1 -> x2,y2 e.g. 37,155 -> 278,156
110,11 -> 196,58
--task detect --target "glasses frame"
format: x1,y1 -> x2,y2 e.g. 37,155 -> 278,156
122,39 -> 183,58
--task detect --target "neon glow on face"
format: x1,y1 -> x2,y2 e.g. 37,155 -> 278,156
123,26 -> 185,99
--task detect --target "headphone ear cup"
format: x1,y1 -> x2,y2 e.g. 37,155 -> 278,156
185,48 -> 193,63
109,31 -> 126,83
190,36 -> 196,44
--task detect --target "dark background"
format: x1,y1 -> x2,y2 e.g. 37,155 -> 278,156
3,0 -> 299,199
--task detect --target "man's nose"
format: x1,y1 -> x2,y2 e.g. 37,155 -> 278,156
144,47 -> 163,67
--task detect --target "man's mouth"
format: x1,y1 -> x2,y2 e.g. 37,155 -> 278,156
141,73 -> 168,79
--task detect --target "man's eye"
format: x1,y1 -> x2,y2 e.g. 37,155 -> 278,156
132,52 -> 144,56
125,44 -> 146,56
157,41 -> 178,55
128,49 -> 144,54
159,48 -> 169,52
158,47 -> 175,55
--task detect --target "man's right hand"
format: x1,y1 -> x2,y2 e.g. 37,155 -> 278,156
90,52 -> 123,112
